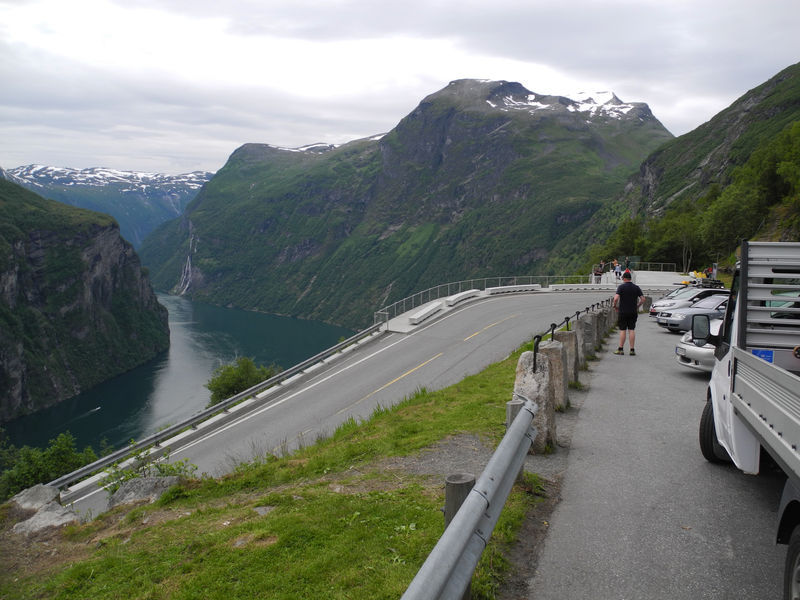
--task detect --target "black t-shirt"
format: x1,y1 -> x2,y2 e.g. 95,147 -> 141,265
616,281 -> 643,313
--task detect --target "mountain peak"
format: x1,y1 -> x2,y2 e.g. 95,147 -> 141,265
422,79 -> 649,123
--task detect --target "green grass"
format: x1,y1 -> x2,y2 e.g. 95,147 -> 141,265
2,340 -> 547,600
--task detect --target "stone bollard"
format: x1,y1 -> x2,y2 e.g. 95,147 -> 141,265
605,306 -> 616,336
513,351 -> 555,454
578,313 -> 597,360
592,310 -> 605,350
540,340 -> 568,410
553,329 -> 579,384
573,316 -> 586,368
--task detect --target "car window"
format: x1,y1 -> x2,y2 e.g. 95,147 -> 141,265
664,286 -> 688,298
692,295 -> 727,309
672,287 -> 704,299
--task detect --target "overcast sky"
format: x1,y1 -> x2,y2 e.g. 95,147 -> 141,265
1,0 -> 798,174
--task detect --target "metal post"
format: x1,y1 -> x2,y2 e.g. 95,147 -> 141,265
532,334 -> 542,371
445,473 -> 476,528
444,473 -> 475,600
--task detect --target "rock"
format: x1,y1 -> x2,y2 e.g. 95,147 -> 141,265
108,476 -> 181,508
10,484 -> 60,511
12,501 -> 79,534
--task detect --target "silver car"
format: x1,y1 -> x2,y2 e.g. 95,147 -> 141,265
656,294 -> 728,332
650,286 -> 729,318
675,319 -> 722,372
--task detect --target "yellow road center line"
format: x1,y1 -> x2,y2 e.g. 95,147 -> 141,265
336,352 -> 443,415
464,314 -> 519,341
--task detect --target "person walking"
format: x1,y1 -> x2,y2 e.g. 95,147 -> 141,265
612,271 -> 644,355
613,259 -> 621,281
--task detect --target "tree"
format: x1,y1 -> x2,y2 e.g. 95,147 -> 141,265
205,356 -> 280,407
0,431 -> 97,502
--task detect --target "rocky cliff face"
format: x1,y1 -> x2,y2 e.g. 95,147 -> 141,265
0,179 -> 169,422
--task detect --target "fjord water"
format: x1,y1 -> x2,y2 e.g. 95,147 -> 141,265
4,294 -> 353,453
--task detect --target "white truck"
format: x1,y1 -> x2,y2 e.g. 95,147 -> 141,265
693,240 -> 800,598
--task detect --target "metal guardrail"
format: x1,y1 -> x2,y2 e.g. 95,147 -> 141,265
373,275 -> 595,324
592,261 -> 678,273
48,288 -> 612,494
47,322 -> 383,489
401,393 -> 537,600
402,301 -> 614,598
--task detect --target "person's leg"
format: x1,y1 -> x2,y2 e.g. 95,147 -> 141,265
616,328 -> 627,352
629,329 -> 636,350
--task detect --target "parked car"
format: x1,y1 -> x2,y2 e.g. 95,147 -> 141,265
656,294 -> 728,332
675,319 -> 722,372
649,286 -> 730,317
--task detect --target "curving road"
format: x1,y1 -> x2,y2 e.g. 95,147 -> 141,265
68,290 -> 611,516
173,291 -> 612,473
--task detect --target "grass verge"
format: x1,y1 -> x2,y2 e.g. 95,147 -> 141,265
1,340 -> 548,600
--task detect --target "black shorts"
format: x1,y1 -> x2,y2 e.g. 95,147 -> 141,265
618,312 -> 638,330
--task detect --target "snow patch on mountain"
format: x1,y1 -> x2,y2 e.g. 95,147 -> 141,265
5,165 -> 213,191
487,88 -> 638,120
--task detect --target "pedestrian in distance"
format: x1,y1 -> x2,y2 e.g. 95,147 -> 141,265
612,271 -> 644,356
613,259 -> 621,281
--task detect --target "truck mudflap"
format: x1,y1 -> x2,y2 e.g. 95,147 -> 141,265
712,387 -> 760,473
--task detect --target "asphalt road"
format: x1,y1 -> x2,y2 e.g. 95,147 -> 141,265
527,317 -> 786,599
170,291 -> 612,474
68,290 -> 610,516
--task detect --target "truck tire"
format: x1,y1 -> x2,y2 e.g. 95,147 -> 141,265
784,526 -> 800,600
699,400 -> 731,463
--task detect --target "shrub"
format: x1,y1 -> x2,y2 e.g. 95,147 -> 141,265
205,356 -> 280,407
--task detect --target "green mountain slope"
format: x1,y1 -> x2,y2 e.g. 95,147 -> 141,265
140,80 -> 672,328
0,179 -> 170,421
580,61 -> 800,271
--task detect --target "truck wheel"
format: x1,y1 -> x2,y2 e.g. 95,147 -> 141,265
699,400 -> 731,463
784,526 -> 800,600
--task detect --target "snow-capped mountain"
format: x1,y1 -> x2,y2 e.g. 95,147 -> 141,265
482,83 -> 647,121
4,164 -> 210,191
1,165 -> 214,248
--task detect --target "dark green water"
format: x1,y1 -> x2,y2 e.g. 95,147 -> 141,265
4,294 -> 353,453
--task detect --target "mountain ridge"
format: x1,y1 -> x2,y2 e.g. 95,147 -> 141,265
140,79 -> 673,328
0,165 -> 213,248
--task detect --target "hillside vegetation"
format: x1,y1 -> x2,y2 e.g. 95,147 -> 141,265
140,80 -> 672,328
585,62 -> 800,271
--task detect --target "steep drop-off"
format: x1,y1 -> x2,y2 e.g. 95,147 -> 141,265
0,179 -> 170,421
